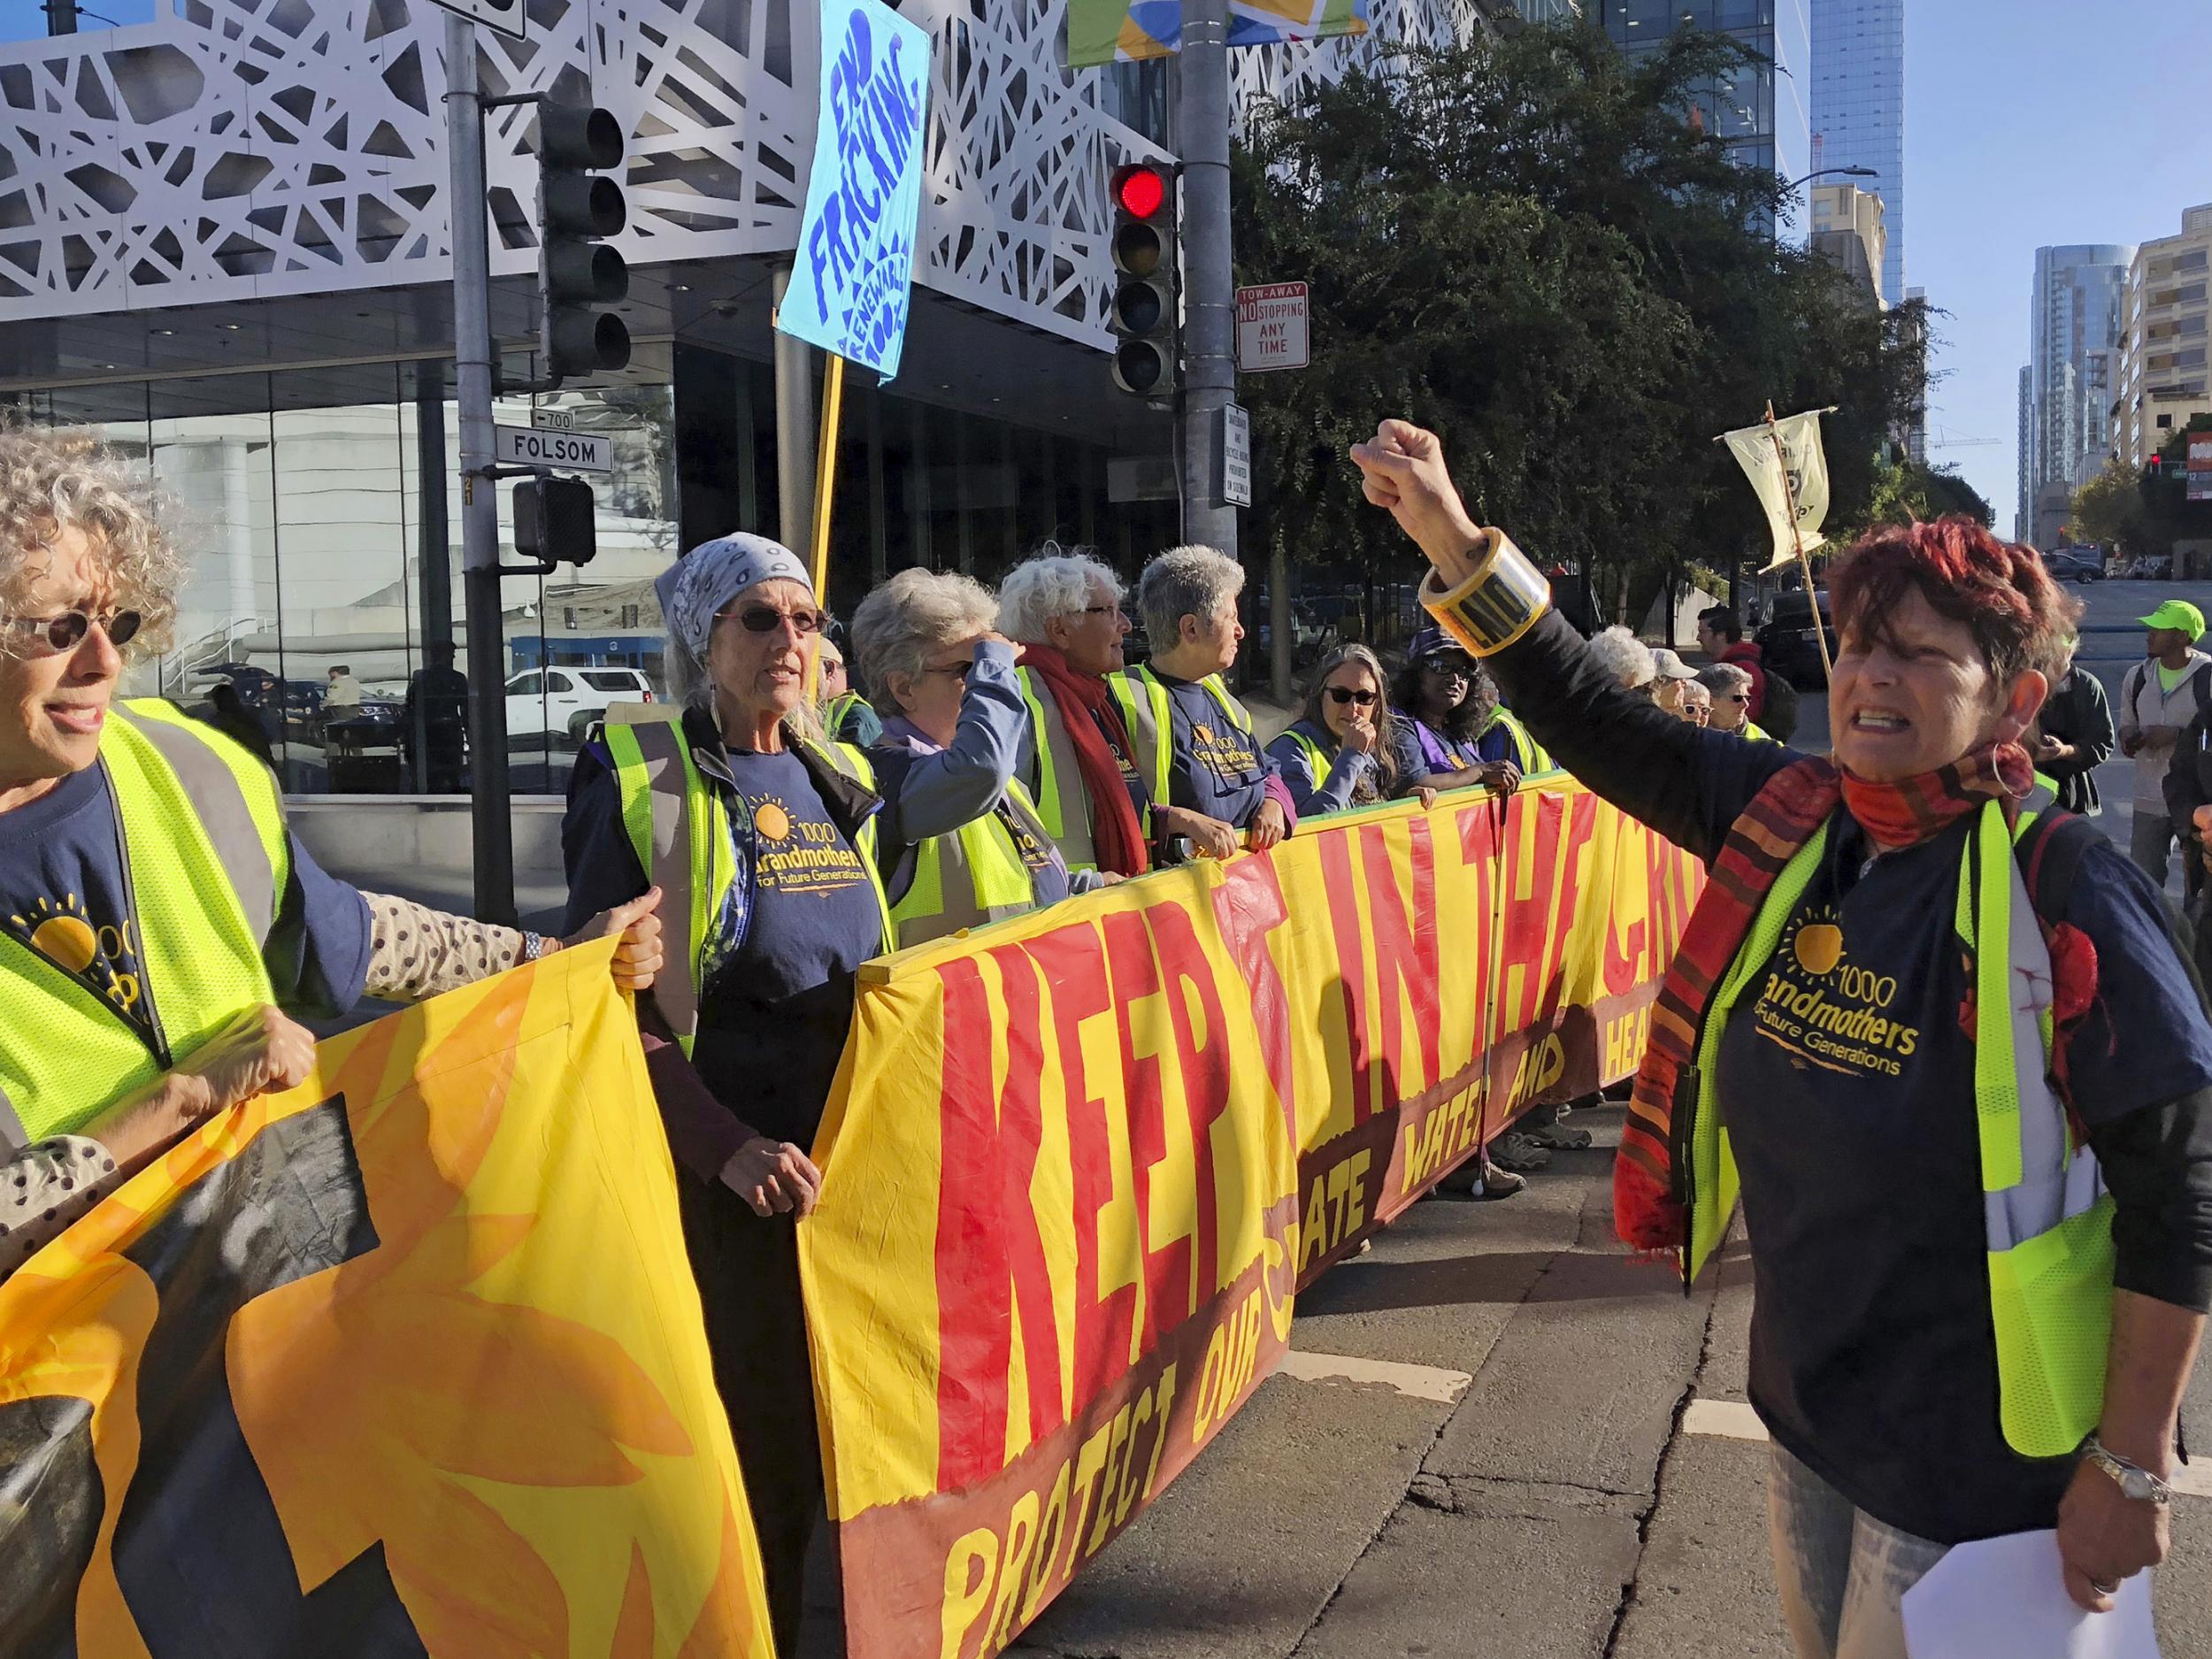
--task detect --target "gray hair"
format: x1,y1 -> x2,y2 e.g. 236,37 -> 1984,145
849,567 -> 1000,710
997,542 -> 1123,642
1695,662 -> 1753,697
1136,544 -> 1243,650
1588,626 -> 1655,690
0,424 -> 179,662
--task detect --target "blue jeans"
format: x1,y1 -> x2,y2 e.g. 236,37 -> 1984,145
1768,1444 -> 1951,1659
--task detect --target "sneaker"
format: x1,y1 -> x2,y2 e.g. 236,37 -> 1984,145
1473,1160 -> 1527,1199
1519,1122 -> 1593,1151
1488,1132 -> 1554,1173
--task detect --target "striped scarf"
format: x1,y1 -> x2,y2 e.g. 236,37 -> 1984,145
1614,740 -> 2035,1251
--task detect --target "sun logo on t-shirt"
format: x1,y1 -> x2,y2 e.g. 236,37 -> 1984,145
12,893 -> 96,974
752,800 -> 792,841
1194,723 -> 1215,745
1788,915 -> 1845,977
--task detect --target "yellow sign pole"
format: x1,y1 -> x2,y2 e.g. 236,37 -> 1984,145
805,352 -> 849,701
1764,400 -> 1834,682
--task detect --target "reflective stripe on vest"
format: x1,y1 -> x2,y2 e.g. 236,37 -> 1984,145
889,779 -> 1054,949
0,700 -> 285,1148
1015,668 -> 1099,874
1686,802 -> 2111,1457
603,722 -> 890,1055
1108,665 -> 1251,811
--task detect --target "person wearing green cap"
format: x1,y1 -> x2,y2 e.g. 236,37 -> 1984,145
2118,599 -> 2211,887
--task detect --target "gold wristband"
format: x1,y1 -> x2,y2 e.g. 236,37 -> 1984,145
1419,528 -> 1553,657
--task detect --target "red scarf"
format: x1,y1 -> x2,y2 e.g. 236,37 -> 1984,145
1019,644 -> 1152,879
1616,741 -> 2035,1251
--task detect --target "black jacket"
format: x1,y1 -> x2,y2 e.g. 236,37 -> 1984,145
2036,666 -> 2116,816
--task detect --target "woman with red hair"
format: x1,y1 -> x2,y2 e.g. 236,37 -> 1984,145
1352,419 -> 2212,1655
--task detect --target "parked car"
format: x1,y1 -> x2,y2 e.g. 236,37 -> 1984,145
2045,549 -> 2104,584
505,664 -> 656,742
1756,590 -> 1834,690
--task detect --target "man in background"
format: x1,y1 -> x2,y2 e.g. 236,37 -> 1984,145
2118,600 -> 2211,886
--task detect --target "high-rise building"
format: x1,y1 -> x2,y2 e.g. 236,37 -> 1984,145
1810,0 -> 1905,304
1602,2 -> 1812,202
2017,244 -> 2135,547
2117,204 -> 2212,472
2016,365 -> 2034,541
1809,181 -> 1886,303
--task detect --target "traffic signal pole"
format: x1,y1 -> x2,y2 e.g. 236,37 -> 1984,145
1174,0 -> 1237,564
444,9 -> 518,925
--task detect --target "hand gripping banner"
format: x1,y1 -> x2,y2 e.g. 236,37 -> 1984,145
0,943 -> 775,1658
798,778 -> 1702,1659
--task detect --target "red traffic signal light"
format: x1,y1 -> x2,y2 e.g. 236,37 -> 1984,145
1112,163 -> 1168,221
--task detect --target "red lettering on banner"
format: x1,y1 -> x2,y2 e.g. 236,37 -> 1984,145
1359,820 -> 1442,1096
1026,924 -> 1136,1413
934,950 -> 1069,1490
1209,856 -> 1298,1127
1148,902 -> 1230,1320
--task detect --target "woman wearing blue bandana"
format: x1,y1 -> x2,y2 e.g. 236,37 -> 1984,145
561,533 -> 902,1651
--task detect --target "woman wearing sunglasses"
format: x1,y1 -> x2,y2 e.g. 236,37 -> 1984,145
1386,626 -> 1540,799
1268,643 -> 1417,818
0,426 -> 663,1277
562,533 -> 970,1649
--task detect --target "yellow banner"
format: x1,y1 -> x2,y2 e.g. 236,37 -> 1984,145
0,944 -> 775,1658
798,778 -> 1702,1659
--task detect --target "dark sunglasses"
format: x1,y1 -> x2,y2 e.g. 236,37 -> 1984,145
4,608 -> 142,656
1420,657 -> 1474,678
724,603 -> 824,636
1325,687 -> 1379,706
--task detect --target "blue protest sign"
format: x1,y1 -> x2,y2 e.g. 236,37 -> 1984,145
777,0 -> 932,380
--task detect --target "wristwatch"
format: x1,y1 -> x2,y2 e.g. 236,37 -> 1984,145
2082,1436 -> 2175,1507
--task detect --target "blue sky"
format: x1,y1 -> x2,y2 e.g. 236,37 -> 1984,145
1907,2 -> 2212,531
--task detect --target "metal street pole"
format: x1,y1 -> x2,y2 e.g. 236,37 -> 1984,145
1175,0 -> 1236,565
446,8 -> 517,925
772,264 -> 818,555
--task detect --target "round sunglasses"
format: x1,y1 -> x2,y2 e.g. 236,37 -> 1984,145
4,608 -> 142,656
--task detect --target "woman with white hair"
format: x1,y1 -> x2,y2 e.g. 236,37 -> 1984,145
850,566 -> 1108,949
1588,625 -> 1657,696
1113,544 -> 1296,859
561,532 -> 898,1648
1697,662 -> 1770,740
0,426 -> 662,1275
996,544 -> 1155,878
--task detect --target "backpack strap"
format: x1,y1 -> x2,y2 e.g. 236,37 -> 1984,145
2016,809 -> 2103,923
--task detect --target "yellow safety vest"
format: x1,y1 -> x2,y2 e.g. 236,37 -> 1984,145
1014,667 -> 1111,874
1486,708 -> 1551,773
1106,664 -> 1253,812
0,700 -> 288,1147
888,778 -> 1057,949
602,718 -> 892,1057
1686,803 -> 2112,1457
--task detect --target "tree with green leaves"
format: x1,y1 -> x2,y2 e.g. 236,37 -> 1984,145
1231,23 -> 1930,625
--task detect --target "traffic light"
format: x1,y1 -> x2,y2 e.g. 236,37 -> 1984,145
536,99 -> 629,384
513,476 -> 597,566
1108,161 -> 1177,398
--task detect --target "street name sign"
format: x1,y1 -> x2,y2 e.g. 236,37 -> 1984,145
1235,281 -> 1310,373
495,425 -> 612,472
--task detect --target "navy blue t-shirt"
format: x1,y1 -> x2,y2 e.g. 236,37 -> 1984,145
1720,812 -> 2212,1543
708,748 -> 879,1001
1160,673 -> 1274,829
0,764 -> 372,1059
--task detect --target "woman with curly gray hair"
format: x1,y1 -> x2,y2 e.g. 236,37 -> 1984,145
0,426 -> 662,1276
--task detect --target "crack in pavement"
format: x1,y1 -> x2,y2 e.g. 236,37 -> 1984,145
1408,1470 -> 1647,1516
1599,1276 -> 1725,1659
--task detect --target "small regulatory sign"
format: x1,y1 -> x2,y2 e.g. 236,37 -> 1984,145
495,425 -> 612,472
1222,403 -> 1252,509
1235,281 -> 1310,373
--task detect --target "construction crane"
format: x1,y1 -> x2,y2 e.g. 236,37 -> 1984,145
1925,426 -> 2000,450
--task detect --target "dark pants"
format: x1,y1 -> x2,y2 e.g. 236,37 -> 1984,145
678,1179 -> 825,1656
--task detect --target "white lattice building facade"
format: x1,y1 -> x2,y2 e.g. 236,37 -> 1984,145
0,0 -> 1486,797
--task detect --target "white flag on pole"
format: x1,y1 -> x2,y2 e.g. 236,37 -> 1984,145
1721,409 -> 1834,572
